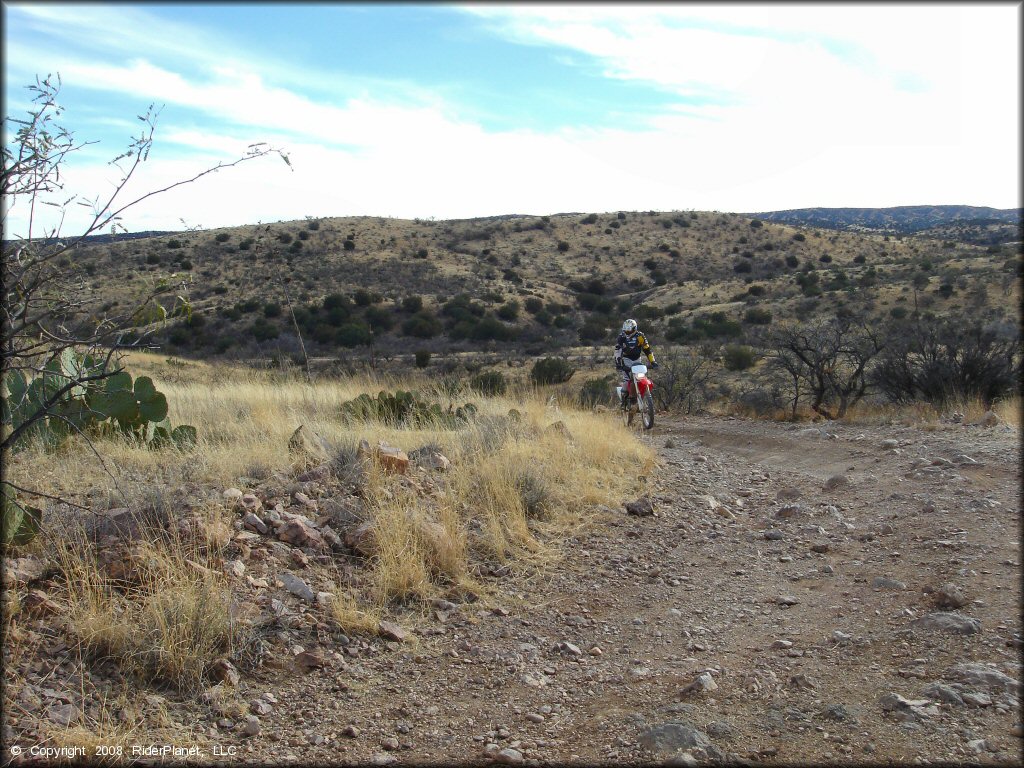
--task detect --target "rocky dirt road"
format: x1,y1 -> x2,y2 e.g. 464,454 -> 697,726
11,414 -> 1018,766
220,414 -> 1021,766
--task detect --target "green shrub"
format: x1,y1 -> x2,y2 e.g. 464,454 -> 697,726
306,219 -> 320,231
524,297 -> 543,314
580,213 -> 598,224
364,306 -> 394,331
557,240 -> 570,252
414,350 -> 431,368
743,307 -> 772,325
733,260 -> 752,274
402,295 -> 423,313
470,370 -> 507,396
579,375 -> 615,408
497,300 -> 520,321
343,239 -> 355,251
146,253 -> 161,265
166,239 -> 182,249
249,318 -> 279,341
336,322 -> 372,347
215,232 -> 230,243
402,312 -> 442,339
353,288 -> 373,307
277,231 -> 293,244
785,254 -> 799,268
264,302 -> 282,318
531,357 -> 575,385
723,344 -> 757,371
749,219 -> 763,229
792,232 -> 805,242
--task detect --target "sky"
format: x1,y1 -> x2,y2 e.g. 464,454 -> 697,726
2,2 -> 1021,236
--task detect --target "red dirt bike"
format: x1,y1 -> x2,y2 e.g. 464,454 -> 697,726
618,361 -> 656,430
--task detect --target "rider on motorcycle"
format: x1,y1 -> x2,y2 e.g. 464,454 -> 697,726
614,319 -> 657,404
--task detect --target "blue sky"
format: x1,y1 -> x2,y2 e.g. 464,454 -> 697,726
2,2 -> 1020,235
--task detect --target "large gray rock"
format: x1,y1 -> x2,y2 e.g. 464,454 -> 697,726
639,722 -> 712,754
945,663 -> 1020,696
288,425 -> 333,470
911,612 -> 981,635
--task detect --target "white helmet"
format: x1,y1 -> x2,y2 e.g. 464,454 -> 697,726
622,318 -> 638,336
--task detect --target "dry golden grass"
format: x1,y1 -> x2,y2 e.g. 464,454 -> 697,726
55,527 -> 244,693
331,590 -> 383,635
6,351 -> 655,643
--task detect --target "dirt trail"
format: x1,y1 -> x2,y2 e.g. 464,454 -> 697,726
202,413 -> 1020,767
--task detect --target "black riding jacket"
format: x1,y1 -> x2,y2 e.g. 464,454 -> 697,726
615,330 -> 654,364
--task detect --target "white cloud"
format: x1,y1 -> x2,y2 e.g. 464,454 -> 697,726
5,2 -> 1018,235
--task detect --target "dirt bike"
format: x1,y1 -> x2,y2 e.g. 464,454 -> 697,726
617,361 -> 656,430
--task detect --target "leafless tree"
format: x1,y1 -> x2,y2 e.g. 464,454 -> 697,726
766,315 -> 886,420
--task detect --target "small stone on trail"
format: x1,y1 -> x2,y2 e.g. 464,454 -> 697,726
378,621 -> 408,643
242,715 -> 261,737
626,497 -> 655,517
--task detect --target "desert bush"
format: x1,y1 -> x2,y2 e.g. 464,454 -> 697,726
470,370 -> 507,396
402,295 -> 424,313
524,297 -> 543,314
652,346 -> 713,413
249,318 -> 279,341
497,300 -> 520,321
531,357 -> 575,385
214,232 -> 230,243
723,344 -> 757,371
579,375 -> 615,408
414,350 -> 431,368
277,231 -> 293,244
364,306 -> 395,332
402,312 -> 442,339
744,308 -> 773,325
872,317 -> 1021,407
557,240 -> 570,252
343,239 -> 355,251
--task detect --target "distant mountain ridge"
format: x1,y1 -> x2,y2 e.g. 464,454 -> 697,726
747,205 -> 1022,234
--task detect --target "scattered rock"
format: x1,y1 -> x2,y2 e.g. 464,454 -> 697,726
278,571 -> 316,602
5,557 -> 48,586
639,722 -> 712,754
775,504 -> 805,519
776,595 -> 799,606
242,715 -> 261,737
931,583 -> 967,610
378,621 -> 408,643
776,487 -> 802,501
223,560 -> 246,578
409,446 -> 452,472
945,662 -> 1020,696
872,577 -> 907,590
45,703 -> 81,727
626,497 -> 655,517
495,747 -> 525,764
210,658 -> 240,687
823,475 -> 848,491
277,517 -> 325,550
921,682 -> 964,706
288,425 -> 334,470
912,612 -> 981,635
681,672 -> 718,695
879,692 -> 939,721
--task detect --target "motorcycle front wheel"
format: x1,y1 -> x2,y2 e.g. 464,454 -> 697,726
641,391 -> 655,430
